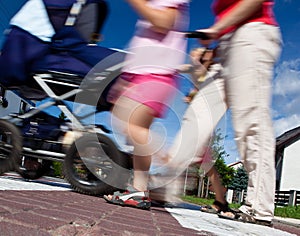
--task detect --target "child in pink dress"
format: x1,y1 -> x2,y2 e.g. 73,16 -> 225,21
104,0 -> 190,210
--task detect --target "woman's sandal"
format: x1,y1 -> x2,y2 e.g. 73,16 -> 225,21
200,200 -> 231,214
218,210 -> 273,227
103,187 -> 151,210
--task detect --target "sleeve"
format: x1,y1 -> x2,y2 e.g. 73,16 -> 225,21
160,0 -> 190,8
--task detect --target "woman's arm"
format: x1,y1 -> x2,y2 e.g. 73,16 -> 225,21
126,0 -> 178,33
200,0 -> 266,40
212,0 -> 265,33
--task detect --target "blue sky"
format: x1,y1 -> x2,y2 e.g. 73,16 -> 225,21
1,0 -> 300,164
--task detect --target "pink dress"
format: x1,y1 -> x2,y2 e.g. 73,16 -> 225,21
108,0 -> 190,117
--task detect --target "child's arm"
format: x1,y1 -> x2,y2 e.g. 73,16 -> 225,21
126,0 -> 178,34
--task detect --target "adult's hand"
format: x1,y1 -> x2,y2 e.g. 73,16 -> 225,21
195,28 -> 219,47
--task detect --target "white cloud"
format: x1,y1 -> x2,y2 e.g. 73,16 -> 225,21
273,114 -> 300,136
272,59 -> 300,136
273,59 -> 300,96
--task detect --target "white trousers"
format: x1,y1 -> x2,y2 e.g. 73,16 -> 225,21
165,23 -> 282,221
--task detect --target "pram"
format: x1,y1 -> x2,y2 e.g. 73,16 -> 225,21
0,0 -> 132,195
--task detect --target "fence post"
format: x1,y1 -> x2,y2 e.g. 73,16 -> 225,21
197,175 -> 204,198
240,190 -> 245,204
226,189 -> 233,204
205,179 -> 210,198
289,190 -> 296,206
183,168 -> 188,196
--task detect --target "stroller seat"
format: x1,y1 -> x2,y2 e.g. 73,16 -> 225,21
0,0 -> 125,110
37,70 -> 85,86
8,70 -> 84,101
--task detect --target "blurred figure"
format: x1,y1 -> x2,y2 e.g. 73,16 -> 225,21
103,0 -> 190,210
150,50 -> 230,214
156,0 -> 282,226
181,48 -> 229,213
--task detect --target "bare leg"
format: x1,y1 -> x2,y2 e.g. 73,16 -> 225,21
199,166 -> 234,216
206,167 -> 227,206
112,96 -> 155,191
129,108 -> 154,191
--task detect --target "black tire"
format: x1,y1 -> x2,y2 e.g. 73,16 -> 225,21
0,119 -> 23,174
14,156 -> 52,180
63,132 -> 131,196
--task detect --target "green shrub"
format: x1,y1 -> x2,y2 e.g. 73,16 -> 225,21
52,161 -> 64,178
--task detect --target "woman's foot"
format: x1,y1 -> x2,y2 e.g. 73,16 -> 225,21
218,205 -> 273,227
201,200 -> 235,216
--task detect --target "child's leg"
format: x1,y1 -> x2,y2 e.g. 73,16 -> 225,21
129,103 -> 155,191
112,96 -> 155,191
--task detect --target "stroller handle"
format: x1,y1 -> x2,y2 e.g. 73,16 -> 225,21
184,31 -> 211,40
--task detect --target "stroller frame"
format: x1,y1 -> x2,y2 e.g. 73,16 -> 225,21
0,0 -> 132,195
0,63 -> 132,195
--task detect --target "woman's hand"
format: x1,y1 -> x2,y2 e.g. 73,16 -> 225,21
195,28 -> 219,47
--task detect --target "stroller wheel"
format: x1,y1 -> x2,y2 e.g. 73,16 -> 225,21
14,156 -> 52,180
0,119 -> 22,174
63,132 -> 131,196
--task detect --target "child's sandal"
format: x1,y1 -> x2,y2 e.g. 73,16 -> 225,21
104,187 -> 151,210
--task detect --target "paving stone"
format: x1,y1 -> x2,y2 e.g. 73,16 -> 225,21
0,174 -> 299,236
0,221 -> 50,236
4,211 -> 68,230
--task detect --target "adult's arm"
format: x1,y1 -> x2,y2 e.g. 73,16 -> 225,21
200,0 -> 266,39
212,0 -> 266,33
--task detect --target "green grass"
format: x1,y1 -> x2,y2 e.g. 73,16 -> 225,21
181,195 -> 241,209
181,195 -> 300,219
275,206 -> 300,219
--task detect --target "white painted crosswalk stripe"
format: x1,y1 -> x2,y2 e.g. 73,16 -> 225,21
0,172 -> 70,191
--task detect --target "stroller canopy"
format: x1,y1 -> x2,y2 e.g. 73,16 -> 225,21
10,0 -> 109,43
10,0 -> 55,42
0,0 -> 117,87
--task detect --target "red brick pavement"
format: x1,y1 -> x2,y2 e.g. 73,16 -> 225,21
0,191 -> 212,236
1,190 -> 300,235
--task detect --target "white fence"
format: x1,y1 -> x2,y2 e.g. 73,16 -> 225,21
227,189 -> 300,207
275,190 -> 300,206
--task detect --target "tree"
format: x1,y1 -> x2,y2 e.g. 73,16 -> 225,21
189,128 -> 235,197
229,166 -> 248,191
210,129 -> 235,187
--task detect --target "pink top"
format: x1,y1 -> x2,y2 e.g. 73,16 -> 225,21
122,0 -> 190,75
212,0 -> 278,36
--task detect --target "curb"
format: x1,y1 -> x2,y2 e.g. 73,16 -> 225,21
274,217 -> 300,228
